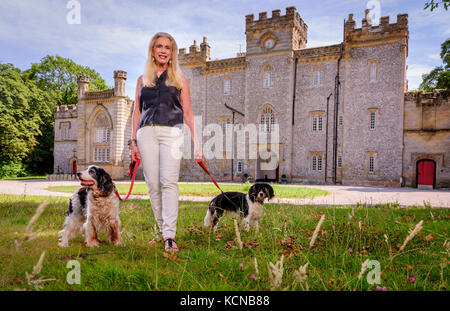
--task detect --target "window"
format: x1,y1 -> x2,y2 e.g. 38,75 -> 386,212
221,118 -> 231,134
264,71 -> 274,88
237,161 -> 243,173
312,154 -> 323,171
369,156 -> 374,173
370,62 -> 377,82
370,112 -> 376,130
60,122 -> 70,140
94,128 -> 110,144
313,70 -> 324,86
311,113 -> 324,132
339,68 -> 344,81
339,115 -> 343,126
93,114 -> 111,163
94,147 -> 110,163
317,156 -> 322,171
260,105 -> 275,133
223,79 -> 231,94
337,156 -> 342,168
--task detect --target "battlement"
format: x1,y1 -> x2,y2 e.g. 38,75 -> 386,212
178,36 -> 210,66
114,70 -> 127,79
77,76 -> 90,84
245,7 -> 307,33
405,89 -> 449,105
84,89 -> 115,100
344,9 -> 408,47
55,104 -> 77,118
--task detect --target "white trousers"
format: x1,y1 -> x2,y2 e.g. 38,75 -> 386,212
137,125 -> 184,240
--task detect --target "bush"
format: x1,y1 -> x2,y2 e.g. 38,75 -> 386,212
0,160 -> 27,178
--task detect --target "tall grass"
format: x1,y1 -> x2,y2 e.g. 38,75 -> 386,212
0,194 -> 448,291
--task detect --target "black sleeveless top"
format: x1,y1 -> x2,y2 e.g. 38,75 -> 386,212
138,70 -> 183,129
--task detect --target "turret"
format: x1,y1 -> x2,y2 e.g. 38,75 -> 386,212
113,70 -> 127,97
77,76 -> 90,99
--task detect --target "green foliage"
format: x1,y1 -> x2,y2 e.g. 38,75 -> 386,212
0,56 -> 108,175
0,65 -> 52,163
23,55 -> 109,106
424,0 -> 450,11
0,160 -> 27,178
420,38 -> 450,91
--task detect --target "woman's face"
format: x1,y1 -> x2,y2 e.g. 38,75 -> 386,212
152,36 -> 172,66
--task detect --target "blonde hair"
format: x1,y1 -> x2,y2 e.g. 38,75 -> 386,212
143,32 -> 183,90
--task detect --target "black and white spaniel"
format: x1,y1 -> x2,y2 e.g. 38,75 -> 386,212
204,183 -> 274,232
58,165 -> 121,247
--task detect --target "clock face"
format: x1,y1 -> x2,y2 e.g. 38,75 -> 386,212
264,38 -> 275,49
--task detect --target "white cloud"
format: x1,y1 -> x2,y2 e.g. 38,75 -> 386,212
407,63 -> 435,90
427,53 -> 441,61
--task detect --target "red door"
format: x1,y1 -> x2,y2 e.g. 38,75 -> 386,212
417,160 -> 434,187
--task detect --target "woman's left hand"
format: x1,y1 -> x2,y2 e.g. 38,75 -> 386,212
194,143 -> 203,161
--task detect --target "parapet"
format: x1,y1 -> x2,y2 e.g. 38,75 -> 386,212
178,36 -> 210,66
344,9 -> 409,47
114,70 -> 127,80
245,6 -> 307,33
405,89 -> 449,105
55,104 -> 77,118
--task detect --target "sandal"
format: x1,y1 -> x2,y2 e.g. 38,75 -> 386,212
164,238 -> 179,253
148,232 -> 163,245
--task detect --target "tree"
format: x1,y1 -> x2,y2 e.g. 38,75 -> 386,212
0,64 -> 52,176
20,55 -> 108,175
419,38 -> 450,91
24,55 -> 109,106
424,0 -> 449,11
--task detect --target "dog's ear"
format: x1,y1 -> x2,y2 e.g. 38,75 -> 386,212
97,168 -> 114,195
266,184 -> 275,200
249,184 -> 257,201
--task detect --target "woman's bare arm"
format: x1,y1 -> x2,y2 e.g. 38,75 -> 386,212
131,75 -> 143,140
130,76 -> 142,161
180,75 -> 202,159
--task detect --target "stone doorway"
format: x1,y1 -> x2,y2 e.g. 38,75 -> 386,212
416,159 -> 436,189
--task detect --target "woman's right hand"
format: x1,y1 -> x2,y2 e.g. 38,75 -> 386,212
130,144 -> 141,162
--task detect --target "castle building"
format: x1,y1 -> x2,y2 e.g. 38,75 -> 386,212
52,71 -> 134,179
52,6 -> 449,188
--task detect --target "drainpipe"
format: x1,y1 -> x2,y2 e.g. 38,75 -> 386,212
289,56 -> 298,183
292,57 -> 298,126
333,43 -> 343,184
325,93 -> 332,184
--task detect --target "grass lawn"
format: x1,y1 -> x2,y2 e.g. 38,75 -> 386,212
0,176 -> 46,181
46,183 -> 329,198
0,194 -> 448,291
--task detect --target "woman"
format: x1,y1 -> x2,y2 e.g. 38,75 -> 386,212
129,32 -> 202,252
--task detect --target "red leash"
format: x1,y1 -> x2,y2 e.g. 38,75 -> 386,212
196,158 -> 224,193
114,158 -> 141,201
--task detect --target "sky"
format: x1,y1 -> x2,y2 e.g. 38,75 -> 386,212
0,0 -> 448,99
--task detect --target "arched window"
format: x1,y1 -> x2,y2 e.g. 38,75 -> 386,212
93,114 -> 111,163
260,105 -> 275,133
262,63 -> 275,88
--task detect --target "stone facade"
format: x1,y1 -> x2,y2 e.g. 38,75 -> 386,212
52,71 -> 134,179
403,90 -> 450,188
53,6 -> 449,188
